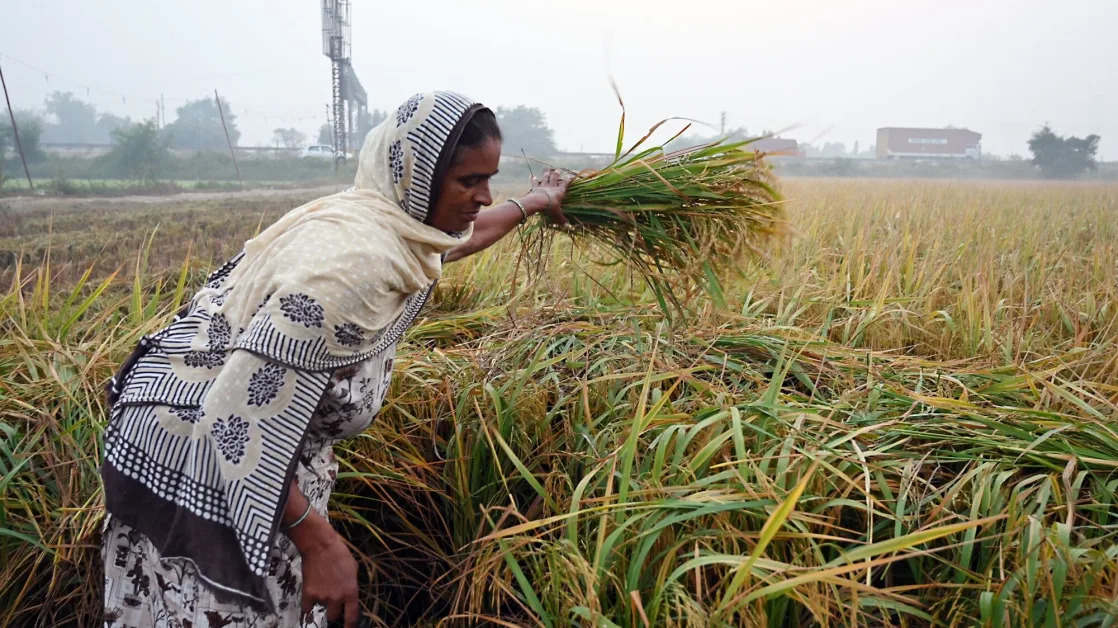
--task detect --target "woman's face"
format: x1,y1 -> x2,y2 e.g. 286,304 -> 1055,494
427,137 -> 501,233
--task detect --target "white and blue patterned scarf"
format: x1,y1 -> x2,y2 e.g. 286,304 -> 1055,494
101,92 -> 483,610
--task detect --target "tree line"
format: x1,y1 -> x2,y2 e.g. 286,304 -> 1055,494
2,93 -> 564,184
4,93 -> 1102,181
2,91 -> 561,154
312,104 -> 559,157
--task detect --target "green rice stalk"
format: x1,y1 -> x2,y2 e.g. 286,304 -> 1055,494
527,104 -> 787,315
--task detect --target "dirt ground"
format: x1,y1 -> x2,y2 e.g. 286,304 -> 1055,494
0,184 -> 348,213
0,182 -> 526,286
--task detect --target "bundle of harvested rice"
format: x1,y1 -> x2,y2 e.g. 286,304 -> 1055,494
530,112 -> 787,313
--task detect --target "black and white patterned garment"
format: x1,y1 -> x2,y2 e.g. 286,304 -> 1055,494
102,346 -> 397,627
100,90 -> 481,625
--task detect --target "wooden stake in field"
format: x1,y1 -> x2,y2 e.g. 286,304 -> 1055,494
0,59 -> 35,189
214,89 -> 242,184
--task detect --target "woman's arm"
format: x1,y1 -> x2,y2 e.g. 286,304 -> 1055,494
284,482 -> 360,627
445,169 -> 570,263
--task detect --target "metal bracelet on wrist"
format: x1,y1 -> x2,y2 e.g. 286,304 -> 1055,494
284,500 -> 313,532
508,197 -> 530,223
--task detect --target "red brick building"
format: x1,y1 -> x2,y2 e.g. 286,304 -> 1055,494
876,127 -> 982,160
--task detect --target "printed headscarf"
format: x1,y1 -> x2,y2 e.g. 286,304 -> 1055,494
102,91 -> 482,610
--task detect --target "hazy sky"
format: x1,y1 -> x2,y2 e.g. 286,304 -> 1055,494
2,0 -> 1116,158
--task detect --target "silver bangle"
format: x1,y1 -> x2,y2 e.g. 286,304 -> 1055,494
508,197 -> 530,223
284,500 -> 312,532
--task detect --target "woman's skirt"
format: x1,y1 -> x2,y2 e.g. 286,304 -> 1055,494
102,436 -> 339,628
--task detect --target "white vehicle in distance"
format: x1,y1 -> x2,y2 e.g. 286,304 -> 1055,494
301,145 -> 336,159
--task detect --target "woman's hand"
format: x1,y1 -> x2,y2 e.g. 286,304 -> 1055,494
289,509 -> 360,627
443,168 -> 574,263
528,168 -> 572,227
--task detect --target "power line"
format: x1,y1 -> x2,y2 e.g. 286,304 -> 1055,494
0,51 -> 324,124
0,51 -> 178,106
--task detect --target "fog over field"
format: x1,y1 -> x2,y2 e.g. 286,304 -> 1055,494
2,0 -> 1116,158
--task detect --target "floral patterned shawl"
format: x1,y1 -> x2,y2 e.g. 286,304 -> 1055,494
101,91 -> 482,610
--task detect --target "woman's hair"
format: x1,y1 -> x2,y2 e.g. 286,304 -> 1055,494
452,108 -> 501,163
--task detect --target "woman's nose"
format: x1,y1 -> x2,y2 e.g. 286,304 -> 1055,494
475,183 -> 493,206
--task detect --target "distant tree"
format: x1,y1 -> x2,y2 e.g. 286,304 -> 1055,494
41,91 -> 102,143
821,157 -> 861,176
495,106 -> 557,155
272,127 -> 306,150
317,123 -> 333,146
802,142 -> 851,158
96,113 -> 132,141
39,92 -> 133,144
1028,125 -> 1100,178
0,118 -> 9,167
163,97 -> 240,151
1,110 -> 47,163
355,108 -> 387,144
106,120 -> 171,182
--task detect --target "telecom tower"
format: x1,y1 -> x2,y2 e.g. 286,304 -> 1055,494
322,0 -> 367,163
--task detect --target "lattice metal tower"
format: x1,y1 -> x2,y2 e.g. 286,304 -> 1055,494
322,0 -> 366,164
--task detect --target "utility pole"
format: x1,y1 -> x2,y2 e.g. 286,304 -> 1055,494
0,59 -> 34,189
720,111 -> 727,137
214,89 -> 242,184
